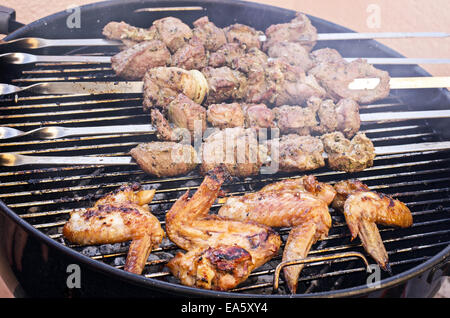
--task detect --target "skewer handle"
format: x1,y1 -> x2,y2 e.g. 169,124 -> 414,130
349,76 -> 450,90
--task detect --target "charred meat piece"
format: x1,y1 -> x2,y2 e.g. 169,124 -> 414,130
207,102 -> 245,129
208,43 -> 246,68
63,184 -> 164,275
268,134 -> 325,173
322,132 -> 375,172
263,12 -> 318,52
218,175 -> 332,293
142,67 -> 208,110
130,142 -> 198,177
202,66 -> 248,104
223,23 -> 263,50
267,41 -> 314,71
170,37 -> 208,70
273,105 -> 317,136
153,17 -> 193,53
110,40 -> 171,80
309,50 -> 390,104
331,180 -> 413,271
192,16 -> 227,52
166,168 -> 281,291
200,127 -> 268,177
102,21 -> 160,43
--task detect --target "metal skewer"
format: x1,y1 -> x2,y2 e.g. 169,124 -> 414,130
1,140 -> 450,166
2,52 -> 449,66
1,109 -> 449,140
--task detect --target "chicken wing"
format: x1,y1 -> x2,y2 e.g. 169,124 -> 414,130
332,180 -> 413,271
63,184 -> 164,275
165,167 -> 281,291
218,175 -> 333,293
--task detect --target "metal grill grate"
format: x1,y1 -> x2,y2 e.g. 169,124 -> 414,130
1,41 -> 450,296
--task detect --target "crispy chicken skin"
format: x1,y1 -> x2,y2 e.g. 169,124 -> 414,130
218,175 -> 333,293
331,180 -> 413,271
63,184 -> 164,275
166,167 -> 281,290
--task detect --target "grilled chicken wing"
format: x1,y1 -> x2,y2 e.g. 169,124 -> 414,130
218,175 -> 333,293
331,180 -> 413,271
63,184 -> 164,275
165,167 -> 281,291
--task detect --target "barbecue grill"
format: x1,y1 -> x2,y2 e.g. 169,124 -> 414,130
0,0 -> 449,298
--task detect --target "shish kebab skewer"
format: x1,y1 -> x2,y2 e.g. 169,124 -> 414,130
1,139 -> 450,166
1,108 -> 449,140
1,75 -> 449,97
2,52 -> 448,66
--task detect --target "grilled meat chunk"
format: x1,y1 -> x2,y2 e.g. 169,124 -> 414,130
102,21 -> 160,43
110,40 -> 171,80
207,102 -> 245,129
310,48 -> 344,66
263,12 -> 318,52
200,127 -> 268,177
218,175 -> 332,293
170,37 -> 208,70
223,23 -> 263,50
273,105 -> 318,136
202,66 -> 248,104
166,168 -> 281,291
130,142 -> 198,177
310,98 -> 338,135
153,17 -> 193,53
192,16 -> 227,52
63,184 -> 164,275
167,94 -> 207,136
208,43 -> 246,68
267,134 -> 325,173
267,41 -> 314,71
335,98 -> 361,138
331,180 -> 413,271
308,97 -> 360,138
243,103 -> 275,130
142,67 -> 208,110
268,59 -> 326,106
322,132 -> 375,172
309,50 -> 390,104
150,108 -> 190,142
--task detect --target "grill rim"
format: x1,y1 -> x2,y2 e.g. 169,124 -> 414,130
1,0 -> 450,297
